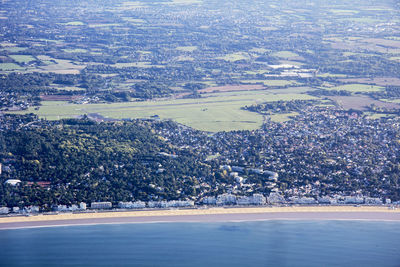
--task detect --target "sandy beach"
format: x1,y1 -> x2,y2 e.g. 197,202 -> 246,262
0,206 -> 399,230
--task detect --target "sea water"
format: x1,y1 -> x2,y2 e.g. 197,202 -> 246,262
0,220 -> 399,267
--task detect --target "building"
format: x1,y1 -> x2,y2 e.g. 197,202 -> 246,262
364,197 -> 383,205
118,201 -> 135,209
24,206 -> 40,213
0,207 -> 9,214
216,193 -> 237,205
79,202 -> 87,210
202,196 -> 217,205
344,196 -> 364,204
317,196 -> 332,204
5,179 -> 21,186
267,192 -> 286,204
91,202 -> 112,209
250,194 -> 267,205
118,201 -> 146,209
290,197 -> 317,204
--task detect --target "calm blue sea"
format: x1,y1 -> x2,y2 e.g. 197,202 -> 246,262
0,220 -> 399,267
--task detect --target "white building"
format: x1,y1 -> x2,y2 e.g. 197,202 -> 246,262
118,201 -> 135,209
216,193 -> 237,205
5,179 -> 21,186
79,202 -> 87,210
0,207 -> 9,214
131,201 -> 146,209
251,194 -> 267,205
364,197 -> 383,205
344,196 -> 364,204
267,192 -> 286,204
24,206 -> 40,213
91,202 -> 112,209
317,196 -> 332,204
290,197 -> 317,204
54,205 -> 68,212
202,196 -> 217,205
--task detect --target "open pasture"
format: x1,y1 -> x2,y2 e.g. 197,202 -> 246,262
241,80 -> 300,87
324,84 -> 383,93
0,63 -> 24,71
9,55 -> 36,63
199,84 -> 264,93
338,77 -> 400,86
328,96 -> 399,110
12,91 -> 317,132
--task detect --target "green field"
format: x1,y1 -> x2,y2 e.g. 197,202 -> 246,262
249,48 -> 270,54
1,47 -> 27,52
63,49 -> 87,53
217,52 -> 249,62
111,62 -> 164,68
241,80 -> 299,87
272,51 -> 299,58
11,91 -> 317,132
324,84 -> 383,93
381,98 -> 400,104
270,112 -> 300,122
0,63 -> 24,71
9,55 -> 36,63
64,21 -> 85,26
316,73 -> 348,78
176,46 -> 197,52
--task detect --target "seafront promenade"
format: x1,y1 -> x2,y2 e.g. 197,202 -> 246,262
1,206 -> 400,230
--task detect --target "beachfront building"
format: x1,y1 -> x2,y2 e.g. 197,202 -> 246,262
118,201 -> 146,209
147,200 -> 194,208
24,206 -> 40,213
236,194 -> 266,205
344,196 -> 364,205
53,204 -> 81,212
364,197 -> 383,205
289,197 -> 317,205
251,194 -> 267,205
317,196 -> 332,204
0,207 -> 9,214
267,192 -> 286,204
79,202 -> 87,210
216,193 -> 237,206
202,196 -> 217,205
91,202 -> 112,209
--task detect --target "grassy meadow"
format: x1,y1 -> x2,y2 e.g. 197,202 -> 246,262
12,91 -> 317,132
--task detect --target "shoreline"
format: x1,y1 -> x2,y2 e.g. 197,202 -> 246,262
1,206 -> 400,230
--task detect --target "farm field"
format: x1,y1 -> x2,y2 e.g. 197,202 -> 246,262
0,63 -> 24,71
328,96 -> 400,110
9,55 -> 36,63
323,84 -> 383,93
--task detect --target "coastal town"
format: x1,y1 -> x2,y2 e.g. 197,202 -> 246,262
1,104 -> 400,216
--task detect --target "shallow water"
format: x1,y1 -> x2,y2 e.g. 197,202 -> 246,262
0,220 -> 399,267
